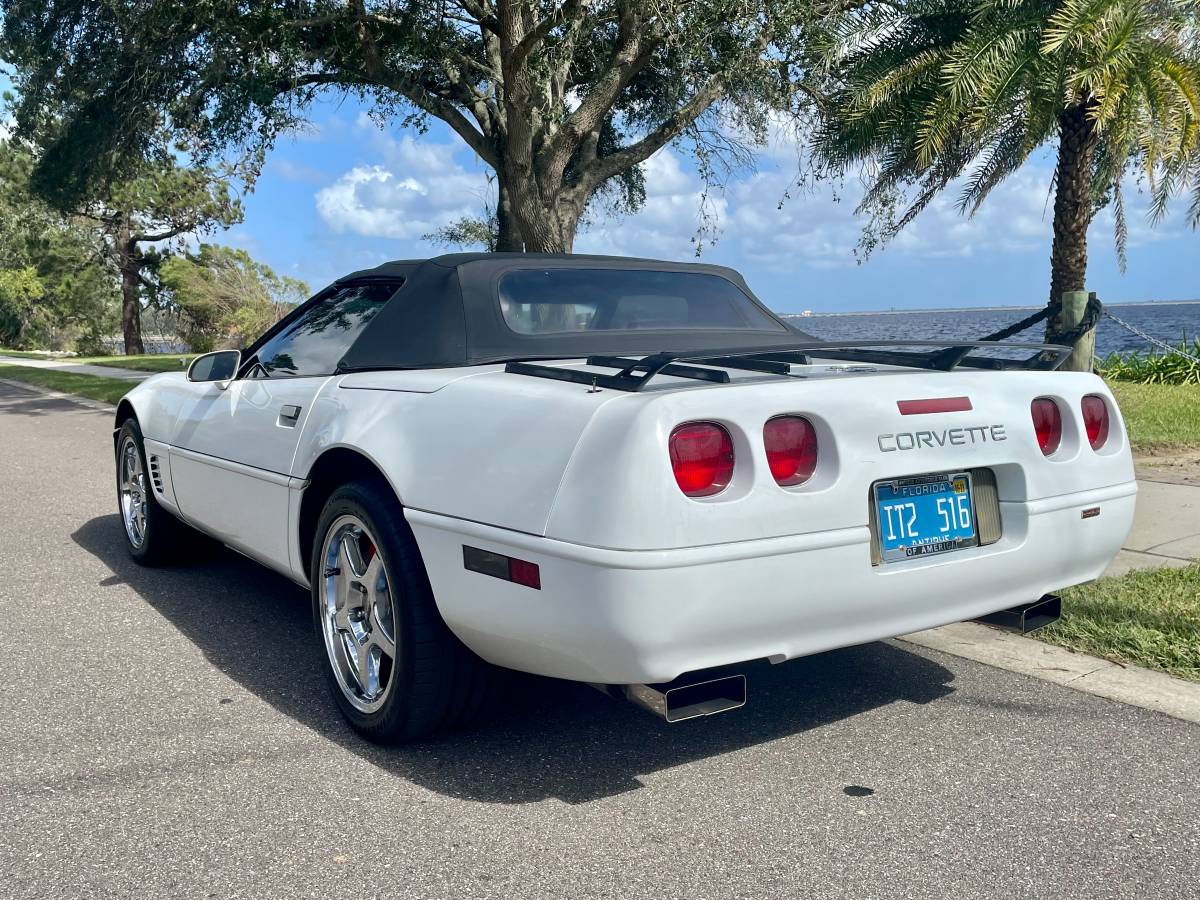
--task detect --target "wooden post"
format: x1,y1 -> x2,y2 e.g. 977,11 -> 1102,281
1055,290 -> 1095,373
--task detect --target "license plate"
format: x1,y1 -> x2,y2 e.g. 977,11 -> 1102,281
873,472 -> 978,563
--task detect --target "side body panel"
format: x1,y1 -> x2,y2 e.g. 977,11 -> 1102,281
169,376 -> 330,470
291,369 -> 621,539
121,373 -> 332,573
140,437 -> 180,513
304,366 -> 1135,551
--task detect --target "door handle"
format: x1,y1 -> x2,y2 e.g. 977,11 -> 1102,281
278,404 -> 302,427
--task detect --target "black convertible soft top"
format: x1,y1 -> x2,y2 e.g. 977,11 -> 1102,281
336,253 -> 814,371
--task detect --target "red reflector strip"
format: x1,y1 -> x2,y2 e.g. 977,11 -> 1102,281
508,558 -> 542,590
1081,507 -> 1101,519
463,546 -> 541,590
897,397 -> 973,415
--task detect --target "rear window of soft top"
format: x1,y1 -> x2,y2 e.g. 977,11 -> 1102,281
497,268 -> 786,335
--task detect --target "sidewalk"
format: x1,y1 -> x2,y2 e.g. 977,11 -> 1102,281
0,353 -> 150,381
904,465 -> 1198,724
1106,476 -> 1199,575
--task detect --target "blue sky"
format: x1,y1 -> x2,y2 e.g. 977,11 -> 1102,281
6,73 -> 1197,314
237,95 -> 1198,314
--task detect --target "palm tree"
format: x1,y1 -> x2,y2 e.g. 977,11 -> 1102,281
815,0 -> 1200,337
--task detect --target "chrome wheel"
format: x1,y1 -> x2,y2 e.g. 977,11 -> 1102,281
319,515 -> 398,713
119,436 -> 148,549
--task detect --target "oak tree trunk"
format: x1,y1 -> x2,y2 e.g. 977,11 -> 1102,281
1046,102 -> 1098,346
494,182 -> 523,252
116,218 -> 145,355
504,178 -> 584,252
508,192 -> 568,252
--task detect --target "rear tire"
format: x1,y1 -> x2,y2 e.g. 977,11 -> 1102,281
310,479 -> 495,742
115,419 -> 195,566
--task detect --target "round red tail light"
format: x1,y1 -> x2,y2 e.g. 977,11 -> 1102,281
1081,395 -> 1110,450
669,422 -> 735,497
1031,398 -> 1062,456
764,416 -> 819,487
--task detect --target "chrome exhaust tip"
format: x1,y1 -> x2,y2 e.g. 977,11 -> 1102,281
595,674 -> 748,723
976,593 -> 1062,633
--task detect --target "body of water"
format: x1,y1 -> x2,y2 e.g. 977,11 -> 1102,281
785,301 -> 1199,358
108,302 -> 1197,359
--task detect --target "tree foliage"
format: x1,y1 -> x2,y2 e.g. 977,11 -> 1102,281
73,149 -> 246,354
0,141 -> 116,350
0,138 -> 284,355
423,214 -> 501,252
158,244 -> 309,352
815,0 -> 1200,311
1,0 -> 822,252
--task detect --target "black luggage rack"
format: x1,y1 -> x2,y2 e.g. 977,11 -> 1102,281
504,339 -> 1073,393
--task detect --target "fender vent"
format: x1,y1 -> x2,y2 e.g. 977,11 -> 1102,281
148,455 -> 164,494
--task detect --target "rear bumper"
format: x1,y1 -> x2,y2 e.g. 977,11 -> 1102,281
406,481 -> 1137,684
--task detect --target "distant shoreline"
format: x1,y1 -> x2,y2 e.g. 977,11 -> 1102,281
780,299 -> 1200,318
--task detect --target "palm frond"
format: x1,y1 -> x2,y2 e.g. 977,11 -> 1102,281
958,117 -> 1035,213
813,0 -> 1200,252
1112,176 -> 1128,272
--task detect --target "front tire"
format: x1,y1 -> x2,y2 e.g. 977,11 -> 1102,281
311,479 -> 494,742
115,419 -> 193,565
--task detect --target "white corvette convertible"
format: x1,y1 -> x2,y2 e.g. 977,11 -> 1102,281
115,253 -> 1136,741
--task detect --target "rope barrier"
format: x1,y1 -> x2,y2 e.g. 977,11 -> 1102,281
975,292 -> 1103,352
975,293 -> 1195,366
974,301 -> 1061,343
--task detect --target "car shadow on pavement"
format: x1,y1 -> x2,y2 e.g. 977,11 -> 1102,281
0,382 -> 109,418
75,514 -> 958,806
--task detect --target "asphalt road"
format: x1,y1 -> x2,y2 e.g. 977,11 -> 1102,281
2,380 -> 1198,899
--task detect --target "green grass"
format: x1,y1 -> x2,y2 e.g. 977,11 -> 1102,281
1037,566 -> 1200,681
74,353 -> 194,373
1,348 -> 193,371
0,349 -> 56,359
0,364 -> 135,405
1109,381 -> 1200,451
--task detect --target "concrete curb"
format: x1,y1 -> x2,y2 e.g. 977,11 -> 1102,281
899,621 -> 1200,726
0,377 -> 118,413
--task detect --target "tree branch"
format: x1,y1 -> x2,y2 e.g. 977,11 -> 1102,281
273,69 -> 499,169
577,19 -> 783,193
348,3 -> 500,168
538,3 -> 659,189
450,0 -> 498,33
510,0 -> 589,68
581,73 -> 730,188
132,223 -> 194,243
366,70 -> 500,168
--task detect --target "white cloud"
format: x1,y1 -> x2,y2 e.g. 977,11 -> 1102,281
312,124 -> 1192,274
577,137 -> 1188,275
576,150 -> 726,258
314,135 -> 491,240
316,166 -> 427,238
